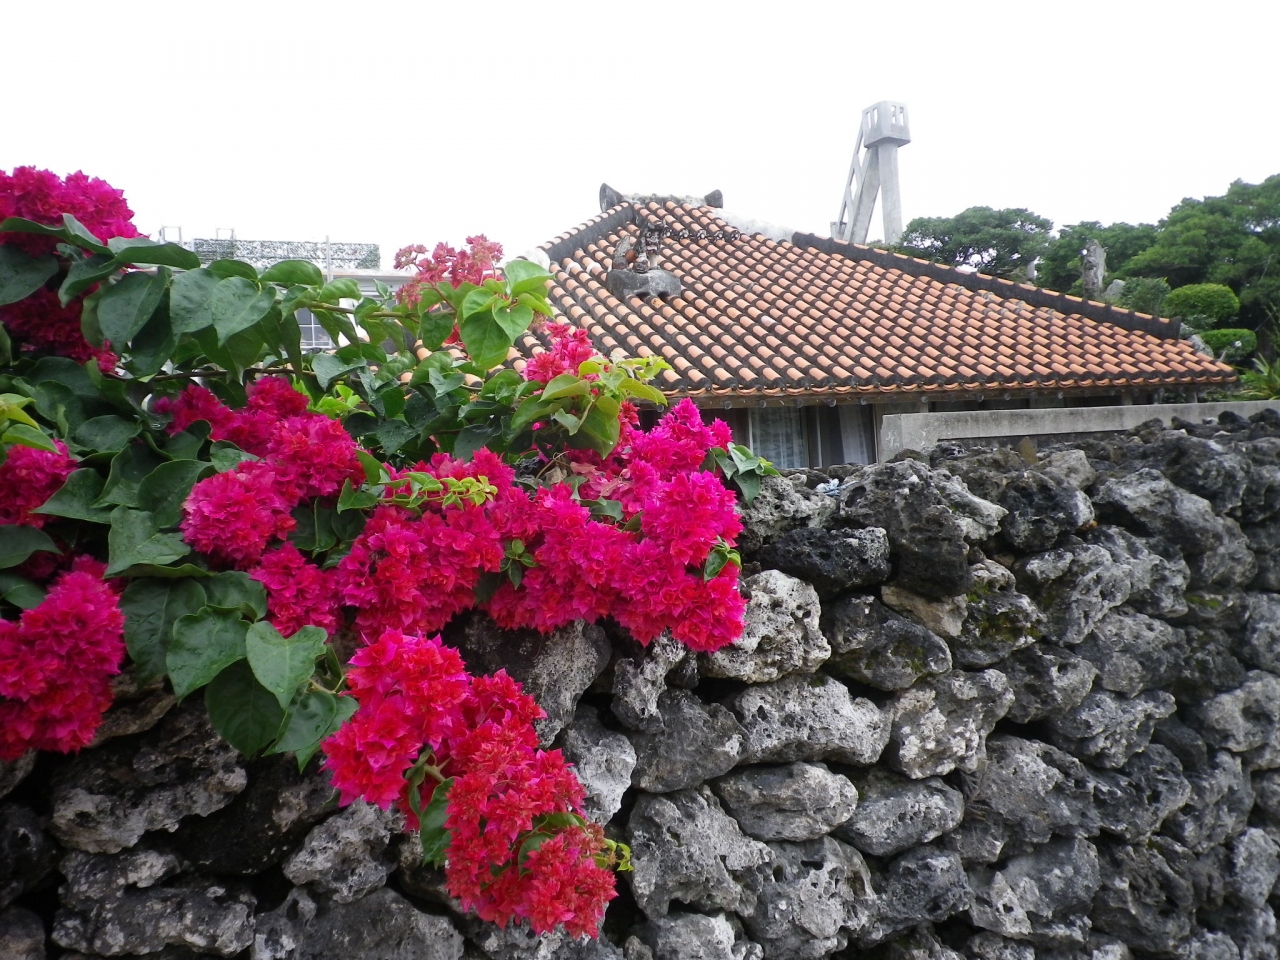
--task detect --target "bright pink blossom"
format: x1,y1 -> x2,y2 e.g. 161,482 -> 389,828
180,461 -> 297,568
0,440 -> 77,528
250,542 -> 341,636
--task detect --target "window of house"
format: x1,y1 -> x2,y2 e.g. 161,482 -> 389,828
749,407 -> 809,470
296,308 -> 334,353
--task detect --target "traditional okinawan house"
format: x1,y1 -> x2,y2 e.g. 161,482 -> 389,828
518,188 -> 1239,467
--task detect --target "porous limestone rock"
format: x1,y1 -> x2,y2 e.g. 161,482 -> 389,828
0,804 -> 56,909
1073,608 -> 1188,696
1094,468 -> 1232,554
727,674 -> 889,767
699,570 -> 829,683
557,707 -> 636,824
820,594 -> 952,691
626,786 -> 772,919
1088,525 -> 1189,619
833,769 -> 964,857
0,906 -> 46,960
756,526 -> 891,598
742,836 -> 876,959
738,474 -> 837,554
881,583 -> 968,641
0,751 -> 35,802
997,644 -> 1098,723
966,931 -> 1036,960
49,702 -> 247,854
1144,431 -> 1252,516
1194,671 -> 1280,755
952,560 -> 1045,667
998,469 -> 1094,552
1164,751 -> 1254,854
1091,837 -> 1197,955
629,690 -> 745,793
1014,543 -> 1131,646
457,616 -> 610,744
1046,689 -> 1177,769
251,886 -> 463,960
861,846 -> 972,946
1238,593 -> 1280,672
1089,745 -> 1191,842
1036,449 -> 1097,492
54,849 -> 255,957
1172,627 -> 1249,706
612,634 -> 692,733
282,801 -> 399,903
1225,828 -> 1280,908
630,911 -> 759,960
713,762 -> 857,842
968,839 -> 1100,946
885,670 -> 1014,778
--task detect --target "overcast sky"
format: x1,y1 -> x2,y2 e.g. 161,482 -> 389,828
5,1 -> 1278,268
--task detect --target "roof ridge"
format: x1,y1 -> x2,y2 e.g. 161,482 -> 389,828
541,204 -> 638,262
791,232 -> 1183,342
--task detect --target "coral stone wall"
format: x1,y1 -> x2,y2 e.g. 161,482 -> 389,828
5,408 -> 1280,960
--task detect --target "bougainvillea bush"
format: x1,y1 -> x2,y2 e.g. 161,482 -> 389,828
0,168 -> 774,937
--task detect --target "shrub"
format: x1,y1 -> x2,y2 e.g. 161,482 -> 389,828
1117,277 -> 1171,316
1163,283 -> 1240,329
1198,328 -> 1257,364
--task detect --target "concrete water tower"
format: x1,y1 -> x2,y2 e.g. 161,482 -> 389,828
831,101 -> 911,246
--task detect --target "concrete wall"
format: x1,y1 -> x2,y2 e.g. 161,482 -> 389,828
879,399 -> 1280,460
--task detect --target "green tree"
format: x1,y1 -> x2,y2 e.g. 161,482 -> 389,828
897,206 -> 1053,279
1117,277 -> 1171,316
1125,175 -> 1280,328
1162,283 -> 1240,329
1037,221 -> 1160,294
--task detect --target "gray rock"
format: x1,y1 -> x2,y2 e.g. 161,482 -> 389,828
1243,518 -> 1280,589
1089,745 -> 1190,842
862,846 -> 972,946
0,906 -> 45,960
876,926 -> 964,960
1151,716 -> 1211,771
1255,768 -> 1280,819
0,804 -> 56,910
966,932 -> 1035,960
728,674 -> 889,766
960,737 -> 1099,852
756,526 -> 891,598
998,644 -> 1098,723
881,583 -> 968,640
0,752 -> 35,802
1073,609 -> 1188,696
1182,931 -> 1242,960
252,886 -> 462,960
458,616 -> 610,744
819,593 -> 952,691
1226,829 -> 1280,909
833,769 -> 963,857
1094,467 -> 1230,554
49,702 -> 246,854
999,469 -> 1094,551
611,633 -> 692,733
699,570 -> 829,683
1164,751 -> 1254,853
1194,670 -> 1280,754
1239,594 -> 1280,672
1147,431 -> 1252,515
743,836 -> 875,958
1091,838 -> 1196,955
1201,904 -> 1280,960
713,763 -> 857,842
90,671 -> 176,746
1046,689 -> 1176,768
1088,525 -> 1190,619
886,670 -> 1013,778
1014,543 -> 1131,646
969,839 -> 1100,946
953,561 -> 1045,667
282,801 -> 399,903
630,690 -> 745,793
838,460 -> 992,599
626,786 -> 772,919
1037,448 -> 1097,491
1186,518 -> 1258,591
821,594 -> 952,691
54,849 -> 255,957
1240,438 -> 1280,523
1176,590 -> 1252,630
738,475 -> 836,554
605,266 -> 681,301
459,917 -> 623,959
558,707 -> 637,824
1171,627 -> 1249,706
632,912 -> 758,960
934,469 -> 1008,542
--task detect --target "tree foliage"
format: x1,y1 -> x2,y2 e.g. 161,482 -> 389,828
1162,283 -> 1240,329
1036,221 -> 1159,294
896,206 -> 1053,279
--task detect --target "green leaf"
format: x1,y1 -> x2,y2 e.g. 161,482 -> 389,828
261,260 -> 323,286
312,354 -> 365,390
540,374 -> 590,402
619,379 -> 667,405
120,578 -> 207,683
0,573 -> 45,610
99,444 -> 168,507
316,278 -> 360,302
419,777 -> 455,866
161,423 -> 211,462
453,424 -> 499,460
1,423 -> 59,453
205,659 -> 286,756
136,460 -> 212,528
209,441 -> 256,473
97,270 -> 169,345
503,259 -> 552,296
168,606 -> 249,699
32,469 -> 112,522
357,451 -> 384,484
337,478 -> 378,513
375,419 -> 417,455
106,507 -> 191,576
0,246 -> 58,306
246,622 -> 327,710
510,397 -> 555,434
203,570 -> 267,619
492,303 -> 534,341
460,288 -> 499,319
61,214 -> 112,253
0,525 -> 57,569
458,311 -> 513,370
0,215 -> 108,253
124,298 -> 177,378
552,409 -> 582,432
574,402 -> 621,456
732,470 -> 762,503
418,310 -> 456,352
207,259 -> 259,281
269,690 -> 355,768
106,237 -> 200,269
58,253 -> 120,304
72,415 -> 141,454
211,276 -> 275,344
169,268 -> 221,334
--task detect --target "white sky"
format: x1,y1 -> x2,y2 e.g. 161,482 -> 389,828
5,1 -> 1278,268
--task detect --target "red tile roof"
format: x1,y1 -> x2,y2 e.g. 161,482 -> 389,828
525,201 -> 1237,402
